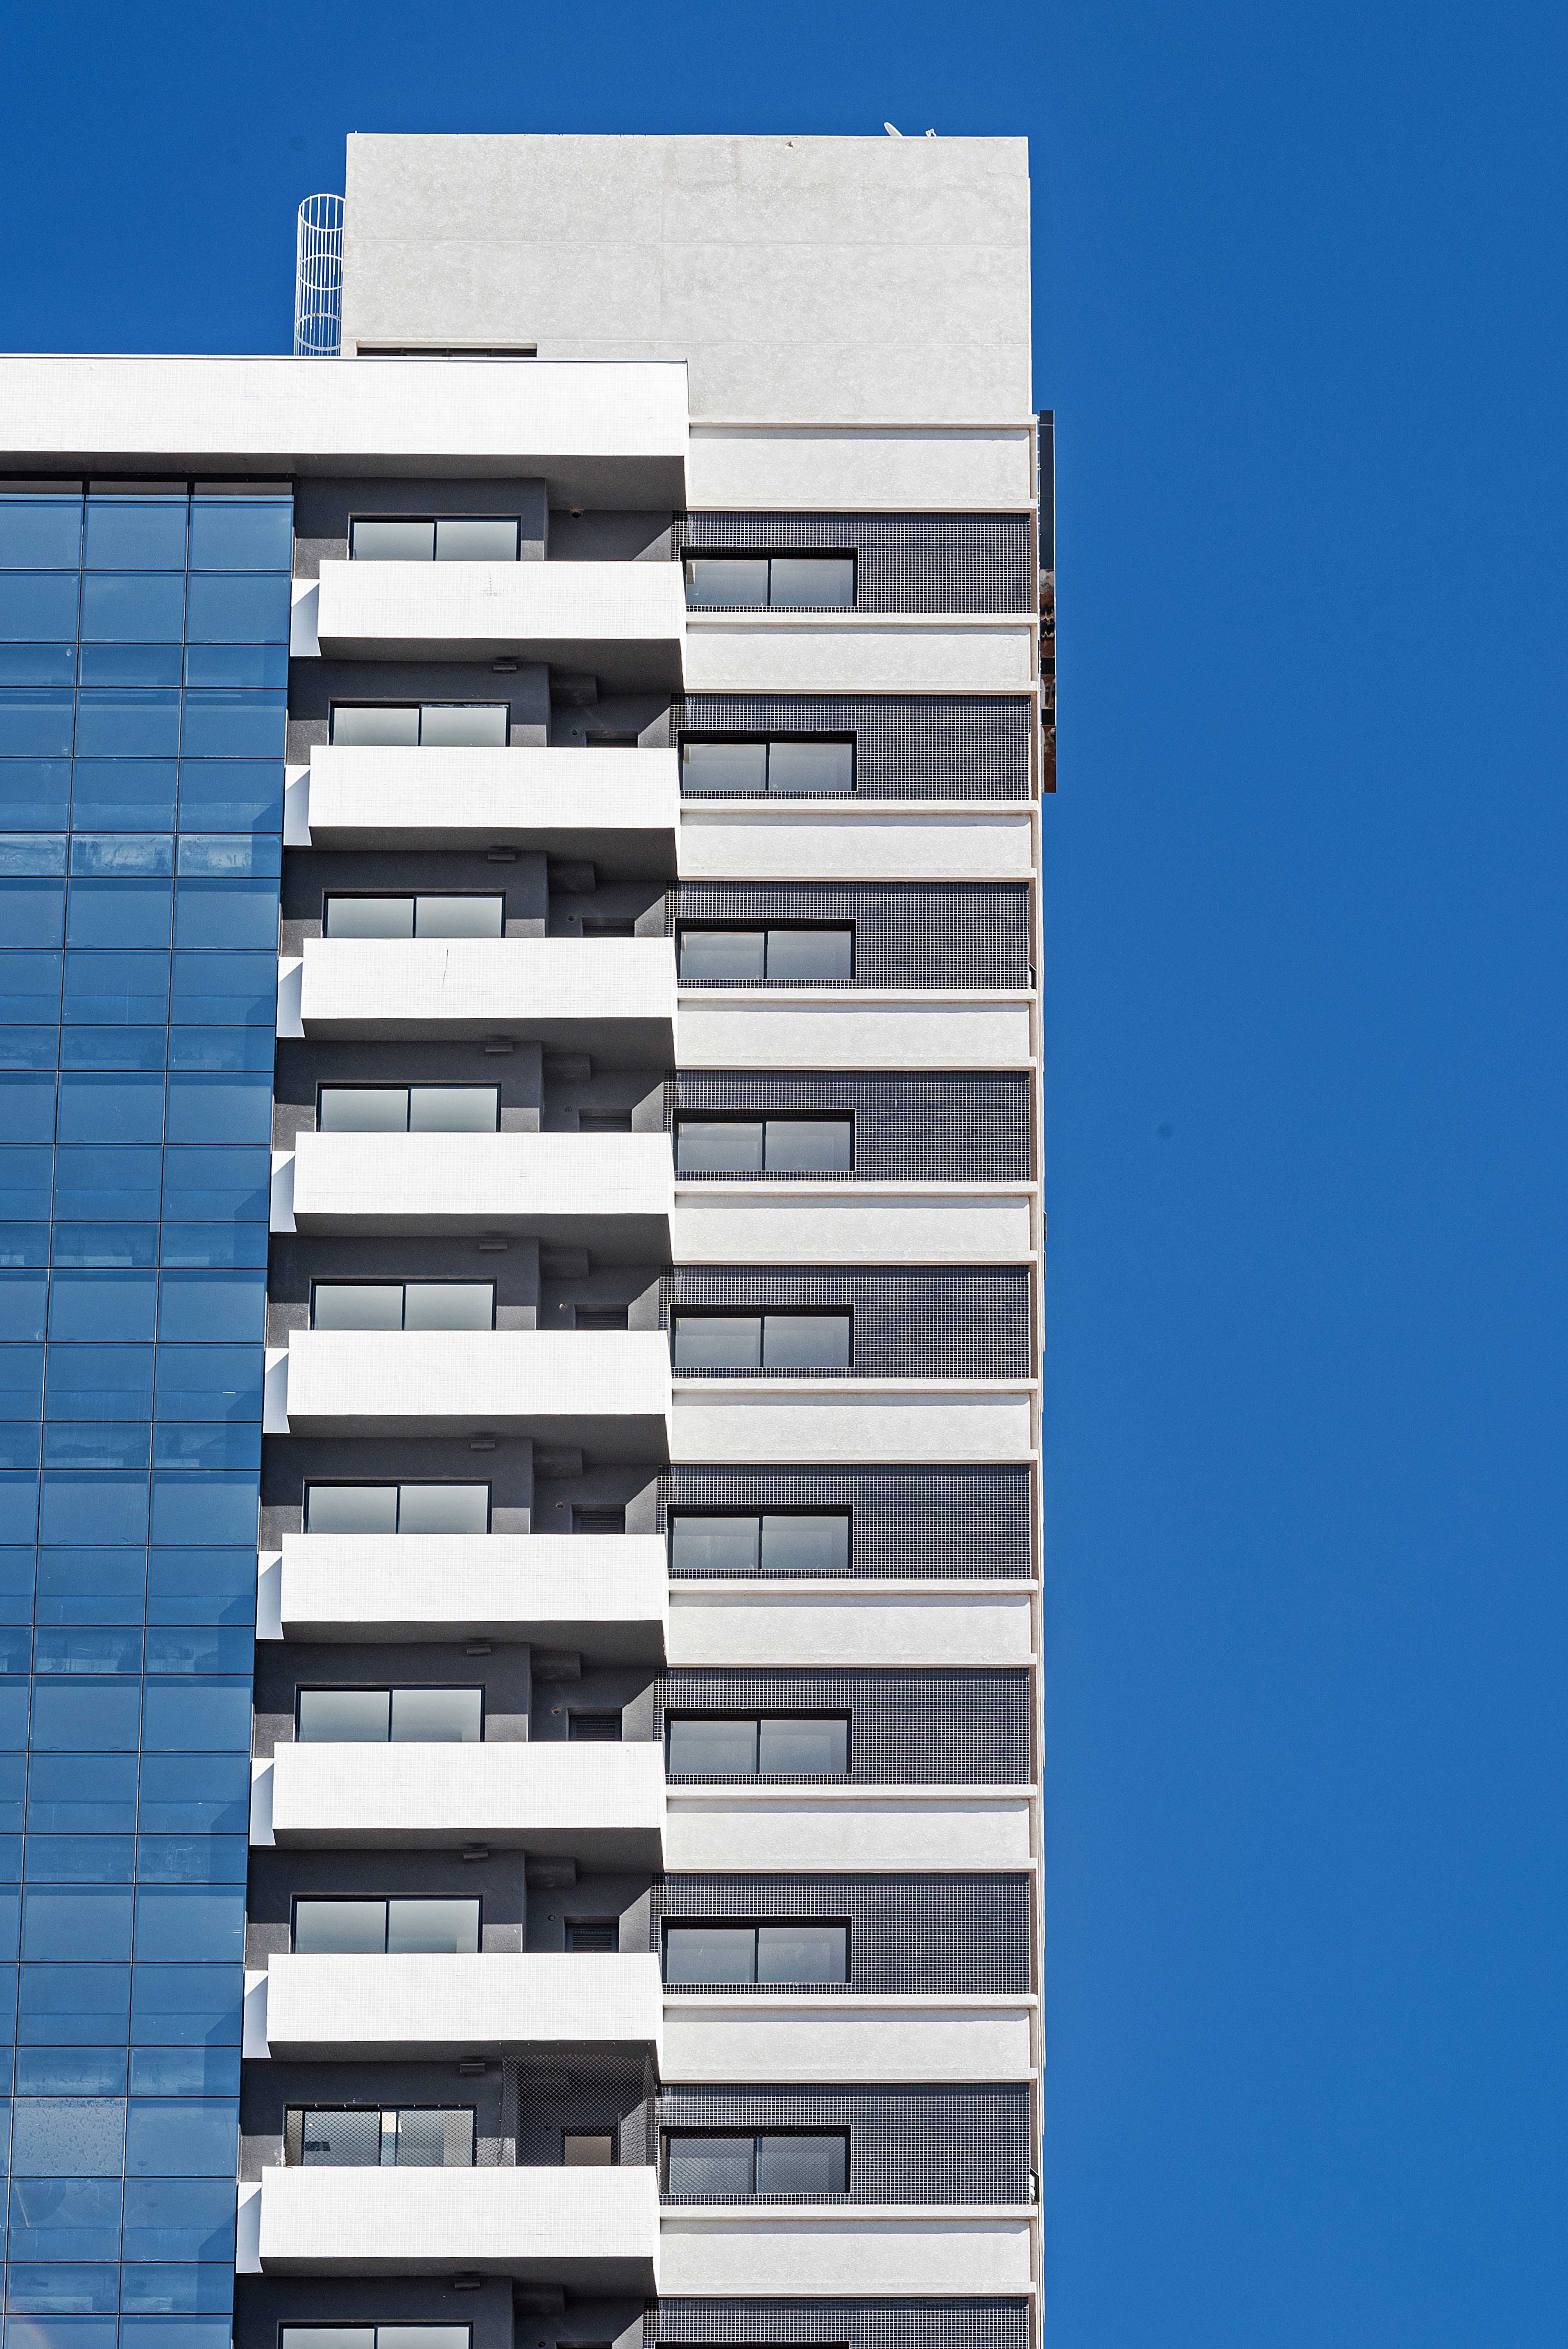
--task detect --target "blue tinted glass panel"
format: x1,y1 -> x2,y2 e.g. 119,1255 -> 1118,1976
0,501 -> 83,570
171,883 -> 279,950
0,581 -> 81,643
68,836 -> 173,878
77,646 -> 182,691
183,576 -> 290,644
0,650 -> 75,690
50,1153 -> 162,1223
61,956 -> 170,1028
168,954 -> 274,1027
67,767 -> 177,833
0,764 -> 72,831
0,885 -> 65,947
77,577 -> 185,645
177,692 -> 285,759
174,761 -> 283,831
72,695 -> 179,761
83,502 -> 187,570
64,883 -> 172,951
187,502 -> 292,572
0,696 -> 74,759
182,645 -> 288,689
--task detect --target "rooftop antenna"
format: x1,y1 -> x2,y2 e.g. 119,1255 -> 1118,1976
883,122 -> 903,136
293,193 -> 344,358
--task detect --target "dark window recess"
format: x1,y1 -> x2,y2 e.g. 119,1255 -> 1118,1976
663,1920 -> 850,1987
317,1084 -> 500,1135
672,1313 -> 852,1373
323,892 -> 503,939
329,702 -> 509,748
579,1111 -> 633,1133
666,1716 -> 849,1777
573,1505 -> 626,1534
575,1308 -> 629,1332
310,1281 -> 494,1332
668,1512 -> 850,1575
683,555 -> 854,610
662,2130 -> 849,2195
566,1919 -> 619,1953
286,2106 -> 475,2167
349,516 -> 523,561
303,1481 -> 490,1535
564,2132 -> 617,2166
675,1116 -> 852,1176
677,927 -> 852,983
568,1712 -> 623,1742
291,1897 -> 480,1954
681,738 -> 854,796
579,915 -> 637,938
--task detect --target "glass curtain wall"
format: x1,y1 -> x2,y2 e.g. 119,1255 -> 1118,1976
0,479 -> 290,2349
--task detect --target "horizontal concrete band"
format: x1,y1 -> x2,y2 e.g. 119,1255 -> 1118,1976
303,743 -> 681,872
259,1951 -> 664,2062
274,1531 -> 670,1659
253,2164 -> 659,2288
657,2207 -> 1036,2297
313,557 -> 688,687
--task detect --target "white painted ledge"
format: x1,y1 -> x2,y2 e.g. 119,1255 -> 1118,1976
305,743 -> 680,871
671,1181 -> 1038,1265
281,1327 -> 672,1454
263,1951 -> 664,2062
657,2204 -> 1034,2297
291,1128 -> 674,1254
296,934 -> 677,1060
676,799 -> 1038,883
663,1783 -> 1037,1872
662,1992 -> 1037,2084
675,988 -> 1036,1071
684,611 -> 1037,695
315,558 -> 686,687
670,1379 -> 1040,1465
666,1579 -> 1036,1669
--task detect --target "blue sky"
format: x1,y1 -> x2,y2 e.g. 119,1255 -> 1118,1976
5,0 -> 1566,2338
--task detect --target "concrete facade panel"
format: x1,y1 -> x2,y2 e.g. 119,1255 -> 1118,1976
263,1950 -> 664,2060
669,1187 -> 1036,1264
669,1386 -> 1038,1464
258,2163 -> 660,2288
660,1996 -> 1035,2084
665,1584 -> 1036,1669
267,1737 -> 667,1862
655,2209 -> 1033,2297
306,742 -> 681,865
674,994 -> 1035,1070
279,1530 -> 669,1656
662,1788 -> 1035,1871
683,616 -> 1037,694
686,426 -> 1036,511
676,804 -> 1037,882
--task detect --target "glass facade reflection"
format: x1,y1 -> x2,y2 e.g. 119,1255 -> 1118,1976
0,480 -> 289,2349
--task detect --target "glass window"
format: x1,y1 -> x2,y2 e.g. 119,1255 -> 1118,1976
78,573 -> 186,643
310,1286 -> 402,1332
0,575 -> 82,642
766,739 -> 854,794
677,928 -> 852,983
74,688 -> 181,759
663,2133 -> 755,2194
562,2131 -> 615,2166
0,495 -> 83,569
323,895 -> 503,940
291,1900 -> 387,1954
417,702 -> 509,748
674,1117 -> 852,1175
666,1718 -> 758,1774
763,1313 -> 852,1370
679,741 -> 768,795
757,1920 -> 848,1984
434,518 -> 521,561
282,2331 -> 469,2349
756,2131 -> 848,2192
84,497 -> 188,570
413,894 -> 504,939
666,1716 -> 848,1776
675,1120 -> 765,1175
759,1716 -> 848,1773
671,1313 -> 850,1371
184,573 -> 291,644
671,1315 -> 763,1372
394,1481 -> 490,1534
410,1086 -> 500,1134
329,704 -> 421,749
667,1515 -> 762,1574
311,1283 -> 494,1332
187,498 -> 294,572
316,1087 -> 408,1134
763,1117 -> 853,1173
306,1481 -> 490,1536
322,897 -> 412,940
300,2106 -> 381,2166
391,1686 -> 483,1742
387,1896 -> 480,1954
393,2107 -> 475,2165
682,555 -> 854,609
761,1513 -> 851,1573
663,1924 -> 759,1986
349,519 -> 435,561
297,1688 -> 392,1742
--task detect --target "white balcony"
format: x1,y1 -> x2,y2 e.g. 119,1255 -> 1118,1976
671,1182 -> 1037,1266
662,1993 -> 1036,2085
677,798 -> 1038,883
264,1737 -> 665,1868
664,1785 -> 1036,1873
675,989 -> 1035,1071
257,2163 -> 659,2290
683,610 -> 1037,695
314,557 -> 687,687
290,1129 -> 673,1255
670,1379 -> 1040,1466
666,1579 -> 1035,1670
295,935 -> 676,1061
281,1328 -> 672,1455
303,744 -> 680,873
262,1951 -> 663,2063
279,1531 -> 668,1663
657,2205 -> 1033,2297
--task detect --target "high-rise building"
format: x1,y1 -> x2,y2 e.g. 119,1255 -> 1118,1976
0,131 -> 1044,2349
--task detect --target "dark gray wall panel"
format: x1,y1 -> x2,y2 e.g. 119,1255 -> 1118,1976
653,1876 -> 1033,1996
660,1466 -> 1033,1580
657,1669 -> 1033,1785
673,513 -> 1033,614
674,694 -> 1033,800
669,882 -> 1031,992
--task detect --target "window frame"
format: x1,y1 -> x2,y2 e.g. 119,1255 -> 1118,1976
281,2328 -> 473,2349
680,552 -> 857,611
665,1508 -> 853,1576
314,1083 -> 502,1135
673,1112 -> 855,1176
669,1308 -> 854,1373
660,1917 -> 852,1988
286,2102 -> 478,2169
289,1894 -> 483,1954
347,515 -> 525,561
301,1481 -> 493,1535
327,699 -> 511,746
308,1280 -> 498,1333
659,2126 -> 852,2195
678,732 -> 857,797
294,1683 -> 487,1744
320,890 -> 506,940
675,924 -> 854,984
663,1711 -> 852,1778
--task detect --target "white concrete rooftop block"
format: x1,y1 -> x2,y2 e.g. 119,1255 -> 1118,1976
291,1129 -> 674,1255
661,1993 -> 1036,2085
0,354 -> 688,501
656,2205 -> 1033,2297
296,935 -> 677,1062
314,557 -> 687,686
263,1950 -> 664,2063
675,991 -> 1035,1072
683,613 -> 1037,695
281,1328 -> 673,1455
267,1738 -> 666,1867
279,1531 -> 668,1661
305,744 -> 680,871
685,423 -> 1037,511
258,2162 -> 659,2290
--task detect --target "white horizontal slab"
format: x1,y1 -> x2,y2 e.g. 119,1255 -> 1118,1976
282,1328 -> 672,1455
291,1128 -> 674,1255
297,936 -> 677,1061
258,2163 -> 659,2290
671,1184 -> 1036,1265
279,1531 -> 668,1660
315,557 -> 686,686
684,613 -> 1037,695
686,422 -> 1036,511
664,1785 -> 1036,1872
666,1581 -> 1036,1669
670,1381 -> 1040,1465
676,991 -> 1035,1071
305,743 -> 680,872
267,1738 -> 665,1867
677,801 -> 1038,883
657,2205 -> 1033,2297
0,354 -> 689,502
264,1951 -> 663,2062
662,1994 -> 1035,2084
